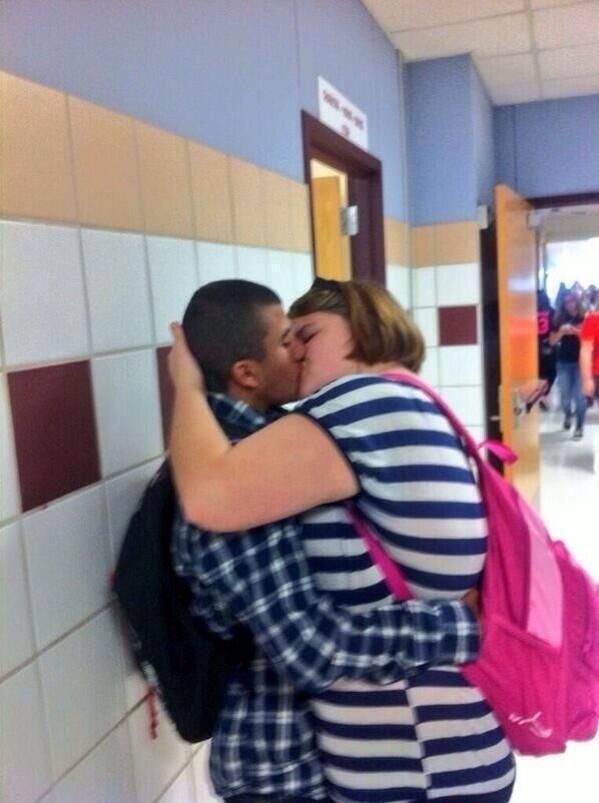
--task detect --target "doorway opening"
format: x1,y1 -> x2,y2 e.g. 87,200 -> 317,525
532,200 -> 599,580
301,111 -> 385,284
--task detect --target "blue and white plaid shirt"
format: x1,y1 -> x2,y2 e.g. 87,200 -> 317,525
171,394 -> 479,800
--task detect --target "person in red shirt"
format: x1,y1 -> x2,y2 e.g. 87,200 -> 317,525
580,309 -> 599,401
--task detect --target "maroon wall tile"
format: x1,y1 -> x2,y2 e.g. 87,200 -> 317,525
438,305 -> 478,346
156,347 -> 174,444
8,361 -> 100,512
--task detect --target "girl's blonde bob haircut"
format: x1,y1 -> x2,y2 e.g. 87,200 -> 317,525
289,278 -> 425,373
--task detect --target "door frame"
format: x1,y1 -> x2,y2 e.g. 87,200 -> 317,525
301,111 -> 385,283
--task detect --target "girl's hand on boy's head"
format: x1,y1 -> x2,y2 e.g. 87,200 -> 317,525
168,322 -> 205,393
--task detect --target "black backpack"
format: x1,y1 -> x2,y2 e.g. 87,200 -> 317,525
112,460 -> 253,743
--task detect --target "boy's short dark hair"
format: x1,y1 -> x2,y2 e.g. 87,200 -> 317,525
182,280 -> 281,393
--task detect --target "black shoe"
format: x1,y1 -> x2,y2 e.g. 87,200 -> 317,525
573,427 -> 583,440
564,416 -> 572,430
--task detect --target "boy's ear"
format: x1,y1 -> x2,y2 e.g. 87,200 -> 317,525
230,359 -> 260,389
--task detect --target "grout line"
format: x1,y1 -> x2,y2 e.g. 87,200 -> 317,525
524,0 -> 544,99
389,9 -> 529,36
387,1 -> 594,36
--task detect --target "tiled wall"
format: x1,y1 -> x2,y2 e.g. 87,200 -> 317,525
410,221 -> 487,441
0,68 -> 421,803
384,217 -> 412,311
0,69 -> 317,803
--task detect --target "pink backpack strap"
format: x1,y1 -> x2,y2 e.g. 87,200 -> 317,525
381,371 -> 517,467
346,505 -> 412,600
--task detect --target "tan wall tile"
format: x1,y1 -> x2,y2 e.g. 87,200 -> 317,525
435,221 -> 479,264
135,121 -> 193,237
264,170 -> 295,251
289,181 -> 312,253
69,97 -> 143,231
230,157 -> 265,247
0,72 -> 77,222
384,217 -> 409,265
410,225 -> 435,267
188,141 -> 233,243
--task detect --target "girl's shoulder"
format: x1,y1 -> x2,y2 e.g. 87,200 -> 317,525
296,373 -> 438,427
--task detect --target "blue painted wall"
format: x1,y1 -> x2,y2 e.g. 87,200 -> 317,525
471,63 -> 495,209
407,56 -> 475,225
406,55 -> 495,225
495,94 -> 599,198
0,0 -> 409,218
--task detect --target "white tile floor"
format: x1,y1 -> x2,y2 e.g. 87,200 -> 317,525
511,398 -> 599,802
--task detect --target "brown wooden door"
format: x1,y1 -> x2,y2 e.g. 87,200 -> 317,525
495,184 -> 540,503
310,175 -> 349,280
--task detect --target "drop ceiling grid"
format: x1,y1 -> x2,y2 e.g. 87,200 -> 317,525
362,0 -> 599,104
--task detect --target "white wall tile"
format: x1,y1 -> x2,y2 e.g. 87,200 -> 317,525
92,350 -> 163,476
0,374 -> 20,522
0,523 -> 35,676
266,250 -> 297,310
411,266 -> 436,307
419,346 -> 439,387
39,610 -> 127,780
439,345 -> 483,386
195,241 -> 236,285
159,765 -> 196,803
81,229 -> 153,353
387,264 -> 411,309
121,623 -> 149,712
52,723 -> 136,803
128,697 -> 188,803
0,663 -> 52,803
436,262 -> 481,306
147,236 -> 198,344
105,458 -> 162,560
192,742 -> 222,802
439,385 -> 485,427
236,245 -> 268,285
467,425 -> 487,443
0,221 -> 89,366
294,252 -> 314,299
23,486 -> 112,650
412,307 -> 438,347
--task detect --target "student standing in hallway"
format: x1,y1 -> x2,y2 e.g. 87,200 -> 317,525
550,292 -> 586,439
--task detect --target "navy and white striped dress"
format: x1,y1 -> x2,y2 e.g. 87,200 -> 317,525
296,374 -> 515,803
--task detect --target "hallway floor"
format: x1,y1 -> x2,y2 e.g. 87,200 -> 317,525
511,400 -> 599,802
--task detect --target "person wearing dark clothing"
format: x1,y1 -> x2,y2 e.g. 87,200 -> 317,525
550,292 -> 586,439
537,289 -> 556,408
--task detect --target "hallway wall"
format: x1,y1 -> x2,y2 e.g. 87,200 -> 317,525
495,93 -> 599,198
406,55 -> 495,226
0,68 -> 317,803
0,32 -> 416,797
0,0 -> 410,221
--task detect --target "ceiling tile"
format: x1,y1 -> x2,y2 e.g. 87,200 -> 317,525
476,53 -> 537,87
539,42 -> 599,79
533,3 -> 599,50
363,0 -> 524,32
393,13 -> 531,60
542,73 -> 599,99
488,81 -> 543,105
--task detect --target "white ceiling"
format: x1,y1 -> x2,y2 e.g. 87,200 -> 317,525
362,0 -> 599,105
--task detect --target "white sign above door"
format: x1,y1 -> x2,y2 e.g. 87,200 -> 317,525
317,77 -> 368,151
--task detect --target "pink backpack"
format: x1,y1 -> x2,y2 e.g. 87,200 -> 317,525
349,370 -> 599,756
